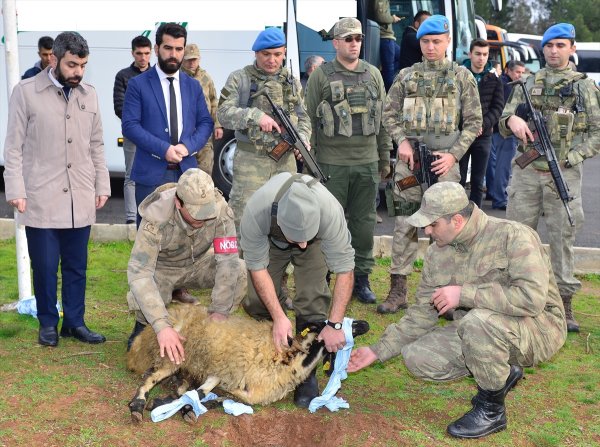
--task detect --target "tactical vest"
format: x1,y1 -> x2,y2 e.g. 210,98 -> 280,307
236,65 -> 301,151
269,174 -> 319,249
315,62 -> 383,138
400,61 -> 461,150
524,69 -> 589,168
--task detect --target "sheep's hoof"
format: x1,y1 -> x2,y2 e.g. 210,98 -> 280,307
148,396 -> 176,411
131,410 -> 143,424
181,405 -> 197,424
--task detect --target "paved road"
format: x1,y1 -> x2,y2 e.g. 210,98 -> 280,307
1,156 -> 599,248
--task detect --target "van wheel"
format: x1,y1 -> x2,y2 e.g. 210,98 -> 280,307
213,129 -> 236,198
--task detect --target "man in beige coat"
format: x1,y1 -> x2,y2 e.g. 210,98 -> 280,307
3,32 -> 111,347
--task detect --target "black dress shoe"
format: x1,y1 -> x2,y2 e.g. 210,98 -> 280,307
39,326 -> 58,346
60,325 -> 106,344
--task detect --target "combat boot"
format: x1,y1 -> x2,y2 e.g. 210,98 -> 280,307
172,288 -> 199,305
353,274 -> 376,304
293,318 -> 319,407
561,294 -> 580,332
471,364 -> 523,406
447,386 -> 507,439
377,274 -> 408,314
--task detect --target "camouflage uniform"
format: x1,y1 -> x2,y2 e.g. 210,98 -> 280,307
371,204 -> 567,391
127,183 -> 247,333
305,58 -> 392,276
182,65 -> 220,176
217,63 -> 310,234
240,173 -> 355,322
383,59 -> 482,276
500,67 -> 600,300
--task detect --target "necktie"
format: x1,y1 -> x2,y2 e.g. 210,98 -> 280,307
62,86 -> 71,101
167,77 -> 178,145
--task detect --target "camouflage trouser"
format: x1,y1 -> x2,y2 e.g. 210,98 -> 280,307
506,162 -> 584,295
196,138 -> 214,177
229,146 -> 296,238
128,251 -> 247,324
390,158 -> 461,275
320,162 -> 378,275
402,307 -> 565,391
243,240 -> 331,323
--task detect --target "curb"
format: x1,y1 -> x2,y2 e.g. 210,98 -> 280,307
2,218 -> 600,274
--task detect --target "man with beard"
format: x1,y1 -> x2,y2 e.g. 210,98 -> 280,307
4,32 -> 111,347
122,22 -> 213,227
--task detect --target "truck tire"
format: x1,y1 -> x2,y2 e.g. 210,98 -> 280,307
213,129 -> 236,198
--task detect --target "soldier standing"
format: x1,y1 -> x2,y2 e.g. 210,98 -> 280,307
126,169 -> 247,362
348,182 -> 567,439
217,27 -> 310,234
182,43 -> 223,177
378,15 -> 482,314
500,23 -> 600,332
305,17 -> 392,304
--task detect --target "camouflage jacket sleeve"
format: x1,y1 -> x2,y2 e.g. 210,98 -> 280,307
570,78 -> 600,161
382,70 -> 409,147
304,66 -> 327,152
217,69 -> 266,130
451,68 -> 482,161
209,200 -> 243,315
206,75 -> 221,129
370,255 -> 440,362
128,221 -> 171,333
498,80 -> 524,138
458,220 -> 552,318
293,76 -> 312,146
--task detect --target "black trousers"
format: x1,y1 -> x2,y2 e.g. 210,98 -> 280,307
26,226 -> 91,328
459,135 -> 492,207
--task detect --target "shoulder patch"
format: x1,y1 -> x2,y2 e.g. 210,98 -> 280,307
214,237 -> 238,254
531,87 -> 543,96
143,222 -> 158,235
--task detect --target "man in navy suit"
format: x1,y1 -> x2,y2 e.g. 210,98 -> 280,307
122,22 -> 213,227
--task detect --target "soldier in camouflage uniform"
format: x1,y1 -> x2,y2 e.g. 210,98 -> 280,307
182,44 -> 223,176
379,15 -> 482,314
305,17 -> 392,304
217,27 -> 310,235
500,23 -> 600,333
348,182 -> 567,439
126,169 -> 247,364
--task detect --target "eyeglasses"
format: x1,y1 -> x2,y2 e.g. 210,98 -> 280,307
338,35 -> 363,43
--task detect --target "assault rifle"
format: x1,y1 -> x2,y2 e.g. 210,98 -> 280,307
511,80 -> 574,226
264,92 -> 328,183
396,140 -> 439,191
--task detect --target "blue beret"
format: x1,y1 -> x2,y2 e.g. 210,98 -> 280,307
541,23 -> 576,47
416,15 -> 450,39
252,27 -> 286,52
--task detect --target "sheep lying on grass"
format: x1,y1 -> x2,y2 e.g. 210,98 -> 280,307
127,305 -> 369,423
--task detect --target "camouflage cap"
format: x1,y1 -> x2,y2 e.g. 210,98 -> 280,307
277,182 -> 320,242
406,183 -> 469,227
184,44 -> 200,60
176,169 -> 217,220
333,17 -> 363,39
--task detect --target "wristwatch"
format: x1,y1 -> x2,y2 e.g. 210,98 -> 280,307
326,321 -> 342,330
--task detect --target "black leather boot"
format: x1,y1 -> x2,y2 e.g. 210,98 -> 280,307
293,318 -> 319,408
353,274 -> 376,304
447,386 -> 507,439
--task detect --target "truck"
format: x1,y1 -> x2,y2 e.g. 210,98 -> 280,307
1,0 -> 494,197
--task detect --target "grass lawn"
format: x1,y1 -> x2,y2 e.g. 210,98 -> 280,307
0,240 -> 599,447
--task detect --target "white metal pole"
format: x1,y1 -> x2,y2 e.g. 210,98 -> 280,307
2,0 -> 34,303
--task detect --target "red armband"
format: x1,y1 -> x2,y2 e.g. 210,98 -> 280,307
213,237 -> 238,254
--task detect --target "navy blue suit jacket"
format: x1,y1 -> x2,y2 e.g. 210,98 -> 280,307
122,67 -> 213,185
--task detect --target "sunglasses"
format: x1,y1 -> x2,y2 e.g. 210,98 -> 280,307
338,35 -> 363,43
